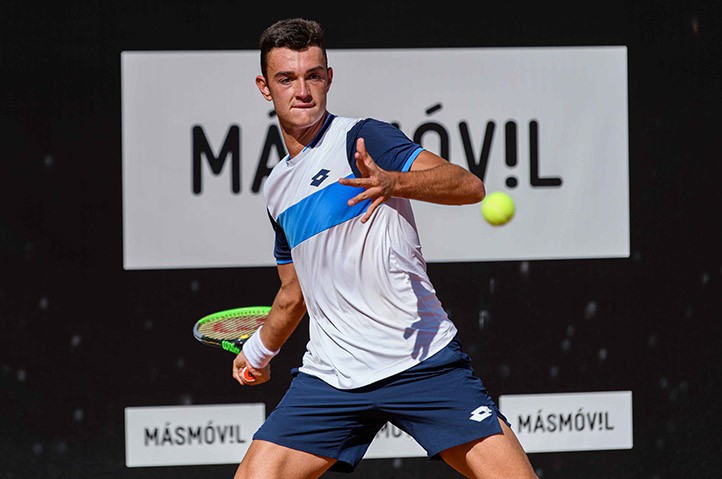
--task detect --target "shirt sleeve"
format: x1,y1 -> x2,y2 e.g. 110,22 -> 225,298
267,209 -> 292,264
346,118 -> 423,176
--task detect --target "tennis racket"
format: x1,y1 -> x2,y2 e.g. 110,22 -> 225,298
193,306 -> 271,383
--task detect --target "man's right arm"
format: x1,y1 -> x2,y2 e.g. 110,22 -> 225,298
233,263 -> 306,385
260,262 -> 306,351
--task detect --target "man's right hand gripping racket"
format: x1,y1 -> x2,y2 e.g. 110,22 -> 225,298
193,306 -> 271,383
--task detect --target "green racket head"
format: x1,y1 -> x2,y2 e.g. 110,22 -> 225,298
193,306 -> 271,354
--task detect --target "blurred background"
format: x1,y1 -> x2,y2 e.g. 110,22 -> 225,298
1,1 -> 721,478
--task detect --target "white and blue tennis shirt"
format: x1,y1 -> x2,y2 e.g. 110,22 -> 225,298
263,114 -> 458,390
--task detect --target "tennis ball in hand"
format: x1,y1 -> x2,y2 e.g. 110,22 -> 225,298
480,191 -> 515,226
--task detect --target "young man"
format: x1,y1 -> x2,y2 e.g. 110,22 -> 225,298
232,17 -> 537,479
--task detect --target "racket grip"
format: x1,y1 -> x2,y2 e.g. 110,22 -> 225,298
241,367 -> 256,383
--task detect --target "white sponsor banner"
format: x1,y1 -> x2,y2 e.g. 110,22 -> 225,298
499,390 -> 633,453
122,47 -> 628,270
365,422 -> 426,459
124,403 -> 265,467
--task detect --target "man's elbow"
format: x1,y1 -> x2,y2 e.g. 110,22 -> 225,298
468,175 -> 486,204
277,288 -> 306,314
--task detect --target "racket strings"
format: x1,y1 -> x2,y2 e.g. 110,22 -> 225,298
198,314 -> 266,340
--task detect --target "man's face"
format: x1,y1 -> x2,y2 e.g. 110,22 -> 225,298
257,46 -> 332,131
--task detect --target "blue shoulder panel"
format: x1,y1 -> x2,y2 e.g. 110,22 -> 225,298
268,209 -> 292,263
346,119 -> 423,176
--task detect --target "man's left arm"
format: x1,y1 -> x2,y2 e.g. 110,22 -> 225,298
339,137 -> 485,223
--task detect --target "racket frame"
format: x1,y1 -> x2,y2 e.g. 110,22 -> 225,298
193,306 -> 271,355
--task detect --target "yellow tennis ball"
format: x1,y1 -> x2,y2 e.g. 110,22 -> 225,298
481,191 -> 515,226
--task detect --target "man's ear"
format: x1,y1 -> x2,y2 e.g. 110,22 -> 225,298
326,67 -> 333,92
256,75 -> 272,101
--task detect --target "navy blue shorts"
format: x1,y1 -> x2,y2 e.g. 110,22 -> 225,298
253,337 -> 509,473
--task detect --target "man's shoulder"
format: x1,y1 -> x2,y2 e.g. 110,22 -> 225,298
327,115 -> 401,139
349,117 -> 401,135
329,114 -> 363,131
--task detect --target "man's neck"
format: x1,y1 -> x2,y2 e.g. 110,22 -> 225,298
282,111 -> 329,159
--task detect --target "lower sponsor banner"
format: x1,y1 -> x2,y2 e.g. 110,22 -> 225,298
124,403 -> 265,467
129,394 -> 631,466
499,390 -> 633,453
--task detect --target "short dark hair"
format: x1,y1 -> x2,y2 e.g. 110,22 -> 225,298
259,18 -> 327,78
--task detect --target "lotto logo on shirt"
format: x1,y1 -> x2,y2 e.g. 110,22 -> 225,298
310,169 -> 331,187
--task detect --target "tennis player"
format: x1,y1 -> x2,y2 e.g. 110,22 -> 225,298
231,17 -> 537,479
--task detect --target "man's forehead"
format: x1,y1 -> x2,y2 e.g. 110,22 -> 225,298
267,46 -> 326,72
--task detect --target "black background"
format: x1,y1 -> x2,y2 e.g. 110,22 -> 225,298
1,1 -> 721,478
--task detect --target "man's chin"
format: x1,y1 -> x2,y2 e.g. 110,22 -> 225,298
289,109 -> 326,128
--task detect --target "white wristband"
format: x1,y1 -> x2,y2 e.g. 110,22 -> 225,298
242,326 -> 280,369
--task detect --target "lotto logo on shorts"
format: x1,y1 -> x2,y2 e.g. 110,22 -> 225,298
469,406 -> 493,422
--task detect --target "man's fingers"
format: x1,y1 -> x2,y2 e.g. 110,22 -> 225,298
356,149 -> 376,168
355,137 -> 379,177
360,202 -> 377,223
339,176 -> 362,187
356,137 -> 367,156
360,197 -> 385,223
355,153 -> 370,177
347,186 -> 383,206
347,191 -> 366,206
346,137 -> 387,217
241,367 -> 256,383
360,206 -> 374,223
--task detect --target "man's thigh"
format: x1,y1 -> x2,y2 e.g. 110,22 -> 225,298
234,439 -> 335,479
439,419 -> 537,479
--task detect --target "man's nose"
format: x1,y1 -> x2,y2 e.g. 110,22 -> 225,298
296,80 -> 311,98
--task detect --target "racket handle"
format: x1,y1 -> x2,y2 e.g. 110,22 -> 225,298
241,367 -> 256,383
